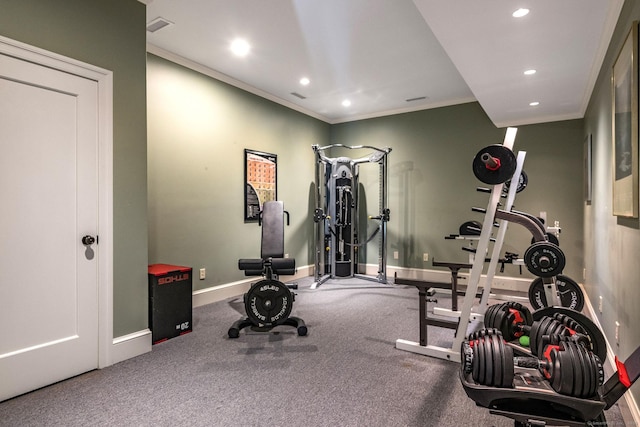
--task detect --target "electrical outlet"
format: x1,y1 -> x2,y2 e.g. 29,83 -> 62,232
199,268 -> 206,280
284,253 -> 289,258
393,251 -> 399,259
423,253 -> 429,262
615,321 -> 620,345
598,296 -> 603,314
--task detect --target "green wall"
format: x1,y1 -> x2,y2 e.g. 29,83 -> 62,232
583,0 -> 640,402
148,54 -> 586,288
0,0 -> 148,338
147,54 -> 330,289
332,104 -> 585,281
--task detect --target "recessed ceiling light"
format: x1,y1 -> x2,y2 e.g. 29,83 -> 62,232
230,38 -> 250,57
512,8 -> 530,18
299,77 -> 310,86
529,101 -> 540,106
524,69 -> 537,75
342,99 -> 351,107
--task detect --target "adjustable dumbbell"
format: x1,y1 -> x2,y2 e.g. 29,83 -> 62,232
484,301 -> 533,341
463,331 -> 604,398
484,302 -> 594,357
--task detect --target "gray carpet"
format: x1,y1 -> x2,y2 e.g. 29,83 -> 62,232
0,277 -> 629,426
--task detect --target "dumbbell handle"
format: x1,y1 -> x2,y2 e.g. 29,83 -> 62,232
514,356 -> 544,370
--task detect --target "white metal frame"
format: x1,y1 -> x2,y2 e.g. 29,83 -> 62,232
396,127 -> 520,362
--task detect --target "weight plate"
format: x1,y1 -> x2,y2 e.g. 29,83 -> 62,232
524,241 -> 566,278
459,220 -> 482,236
528,275 -> 584,311
483,303 -> 501,329
493,335 -> 503,387
504,169 -> 528,193
585,346 -> 597,398
481,336 -> 492,386
568,341 -> 584,398
472,144 -> 517,185
533,307 -> 607,362
502,338 -> 515,388
244,279 -> 293,327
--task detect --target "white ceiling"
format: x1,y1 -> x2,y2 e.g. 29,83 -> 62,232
144,0 -> 624,127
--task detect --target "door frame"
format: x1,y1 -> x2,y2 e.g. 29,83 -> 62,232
0,35 -> 114,368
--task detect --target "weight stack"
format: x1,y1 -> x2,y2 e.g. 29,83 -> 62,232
335,261 -> 352,277
148,264 -> 193,344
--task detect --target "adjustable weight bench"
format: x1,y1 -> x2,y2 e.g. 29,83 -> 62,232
228,201 -> 307,338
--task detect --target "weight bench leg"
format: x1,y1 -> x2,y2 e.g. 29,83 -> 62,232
228,318 -> 253,338
283,316 -> 307,336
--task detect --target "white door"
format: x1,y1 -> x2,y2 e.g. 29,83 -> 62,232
0,51 -> 99,401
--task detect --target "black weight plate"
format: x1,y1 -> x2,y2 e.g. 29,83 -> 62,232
502,338 -> 515,388
504,169 -> 528,193
593,352 -> 605,388
493,306 -> 509,338
549,346 -> 563,392
483,303 -> 501,329
558,344 -> 575,396
524,242 -> 566,278
244,279 -> 293,327
483,335 -> 494,386
459,220 -> 482,236
530,232 -> 560,247
528,274 -> 584,311
490,304 -> 505,334
586,347 -> 598,398
478,336 -> 491,385
469,328 -> 501,341
530,316 -> 553,357
568,341 -> 585,398
574,343 -> 592,398
489,334 -> 501,387
472,144 -> 517,185
476,336 -> 487,385
533,307 -> 607,362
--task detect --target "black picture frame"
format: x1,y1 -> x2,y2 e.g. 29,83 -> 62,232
244,149 -> 277,221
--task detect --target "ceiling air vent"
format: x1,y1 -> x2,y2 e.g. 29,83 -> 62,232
406,96 -> 427,102
290,92 -> 307,100
147,17 -> 174,33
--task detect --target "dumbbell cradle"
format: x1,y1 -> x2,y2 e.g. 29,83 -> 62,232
463,331 -> 604,398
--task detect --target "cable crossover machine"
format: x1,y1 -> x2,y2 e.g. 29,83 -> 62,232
311,144 -> 391,289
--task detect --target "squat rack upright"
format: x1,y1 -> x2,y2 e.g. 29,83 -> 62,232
311,144 -> 391,289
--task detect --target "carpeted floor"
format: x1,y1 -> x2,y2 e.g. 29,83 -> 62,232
0,277 -> 629,426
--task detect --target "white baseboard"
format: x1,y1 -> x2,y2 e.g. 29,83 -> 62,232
192,264 -> 314,307
580,284 -> 640,426
110,329 -> 152,365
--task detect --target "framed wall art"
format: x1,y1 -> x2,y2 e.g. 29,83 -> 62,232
244,149 -> 277,221
611,21 -> 638,218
